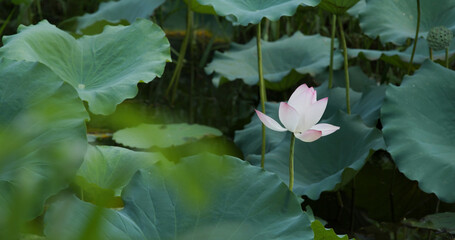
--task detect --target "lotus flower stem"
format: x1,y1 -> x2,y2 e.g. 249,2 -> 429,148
289,134 -> 296,191
166,6 -> 193,102
429,48 -> 433,61
407,0 -> 420,74
36,0 -> 43,20
0,6 -> 16,37
338,18 -> 351,114
445,48 -> 449,68
329,14 -> 337,89
257,22 -> 268,168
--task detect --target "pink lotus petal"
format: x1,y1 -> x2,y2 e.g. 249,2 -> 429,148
296,97 -> 328,132
279,102 -> 300,132
287,84 -> 314,114
310,123 -> 340,136
254,109 -> 287,132
295,129 -> 322,142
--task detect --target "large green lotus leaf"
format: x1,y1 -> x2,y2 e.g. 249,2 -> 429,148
346,0 -> 365,18
75,145 -> 167,207
195,0 -> 320,26
0,59 -> 88,234
316,79 -> 386,127
348,38 -> 455,64
61,0 -> 165,34
311,220 -> 351,240
315,66 -> 376,92
0,19 -> 171,115
359,0 -> 455,45
113,123 -> 222,149
403,212 -> 455,234
45,154 -> 314,240
318,0 -> 360,15
381,60 -> 455,203
248,112 -> 385,199
206,32 -> 343,86
235,102 -> 287,157
235,83 -> 384,160
183,0 -> 216,15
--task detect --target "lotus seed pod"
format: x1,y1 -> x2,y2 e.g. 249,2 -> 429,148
426,26 -> 453,51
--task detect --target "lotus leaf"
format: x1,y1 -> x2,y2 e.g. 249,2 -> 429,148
45,154 -> 314,240
206,32 -> 343,87
381,60 -> 455,203
113,123 -> 222,149
0,59 -> 87,235
75,145 -> 167,207
183,0 -> 216,15
194,0 -> 321,26
62,0 -> 165,34
248,111 -> 385,199
318,0 -> 360,15
235,102 -> 287,157
359,0 -> 455,45
312,220 -> 350,239
403,212 -> 455,234
348,38 -> 455,64
0,19 -> 171,115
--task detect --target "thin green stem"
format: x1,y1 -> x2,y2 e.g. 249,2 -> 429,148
407,0 -> 420,74
166,7 -> 193,102
263,19 -> 270,41
257,22 -> 268,169
36,0 -> 43,20
446,47 -> 449,68
289,134 -> 296,191
0,7 -> 16,38
429,48 -> 433,61
329,14 -> 337,89
336,191 -> 344,221
338,18 -> 351,114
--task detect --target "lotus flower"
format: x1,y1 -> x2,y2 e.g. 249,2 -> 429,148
255,84 -> 339,142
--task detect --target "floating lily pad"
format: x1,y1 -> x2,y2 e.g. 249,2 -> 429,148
45,154 -> 313,240
0,19 -> 171,115
206,32 -> 343,87
75,145 -> 167,207
359,0 -> 455,45
113,123 -> 222,149
0,59 -> 88,233
248,111 -> 385,199
381,60 -> 455,203
195,0 -> 320,26
348,38 -> 455,64
61,0 -> 166,34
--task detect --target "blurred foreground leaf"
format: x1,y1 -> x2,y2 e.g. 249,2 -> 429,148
45,154 -> 314,240
75,145 -> 167,208
113,123 -> 222,148
0,59 -> 88,237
